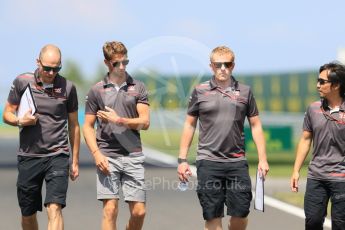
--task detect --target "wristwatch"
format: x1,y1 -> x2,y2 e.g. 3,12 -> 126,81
178,158 -> 187,164
16,118 -> 23,128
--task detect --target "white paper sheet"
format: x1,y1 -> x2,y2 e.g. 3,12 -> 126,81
254,169 -> 264,212
17,84 -> 36,118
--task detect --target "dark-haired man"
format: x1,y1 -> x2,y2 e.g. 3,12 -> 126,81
83,41 -> 149,230
291,62 -> 345,230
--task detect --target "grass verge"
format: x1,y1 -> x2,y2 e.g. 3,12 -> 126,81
0,125 -> 19,138
141,128 -> 311,177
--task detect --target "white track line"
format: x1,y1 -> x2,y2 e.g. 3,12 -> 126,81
263,195 -> 331,228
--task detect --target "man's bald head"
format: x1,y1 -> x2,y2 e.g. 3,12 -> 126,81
39,44 -> 61,64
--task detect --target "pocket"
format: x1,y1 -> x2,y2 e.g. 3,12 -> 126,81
196,160 -> 204,177
45,170 -> 68,181
17,156 -> 35,171
17,155 -> 25,165
124,155 -> 145,171
196,160 -> 203,168
132,155 -> 145,164
17,155 -> 29,164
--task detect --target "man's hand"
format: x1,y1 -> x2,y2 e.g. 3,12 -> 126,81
94,151 -> 110,175
177,162 -> 192,182
19,109 -> 38,126
96,106 -> 122,124
258,160 -> 269,179
290,171 -> 300,192
70,162 -> 79,181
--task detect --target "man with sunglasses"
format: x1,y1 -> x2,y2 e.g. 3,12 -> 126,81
178,46 -> 269,230
2,44 -> 80,230
83,41 -> 149,230
291,62 -> 345,229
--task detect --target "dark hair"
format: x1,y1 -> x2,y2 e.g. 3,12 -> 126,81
102,41 -> 127,61
319,62 -> 345,98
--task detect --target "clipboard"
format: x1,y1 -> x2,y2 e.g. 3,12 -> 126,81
254,169 -> 264,212
17,83 -> 37,118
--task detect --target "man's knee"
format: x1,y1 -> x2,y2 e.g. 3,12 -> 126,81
46,203 -> 62,213
22,213 -> 37,224
46,203 -> 62,219
130,205 -> 146,220
103,201 -> 119,220
230,216 -> 248,229
205,217 -> 222,228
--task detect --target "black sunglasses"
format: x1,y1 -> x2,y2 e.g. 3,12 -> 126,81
317,78 -> 332,85
212,62 -> 233,69
40,60 -> 61,73
111,59 -> 129,68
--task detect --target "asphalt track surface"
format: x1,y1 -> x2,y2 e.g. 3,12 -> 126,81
0,138 -> 330,230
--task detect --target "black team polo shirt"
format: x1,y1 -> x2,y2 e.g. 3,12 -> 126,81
7,69 -> 78,157
85,73 -> 149,157
304,100 -> 345,182
187,76 -> 258,162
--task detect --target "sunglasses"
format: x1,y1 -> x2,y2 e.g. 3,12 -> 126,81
317,78 -> 332,85
111,59 -> 129,68
40,60 -> 61,73
212,62 -> 233,69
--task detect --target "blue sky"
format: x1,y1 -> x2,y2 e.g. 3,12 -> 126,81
1,0 -> 345,91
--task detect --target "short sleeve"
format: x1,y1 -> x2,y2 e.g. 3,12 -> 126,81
85,87 -> 100,115
7,78 -> 23,105
303,106 -> 312,132
67,84 -> 78,113
137,82 -> 149,105
187,88 -> 199,117
246,88 -> 259,117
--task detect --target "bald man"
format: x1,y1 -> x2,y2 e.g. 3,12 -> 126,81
3,44 -> 80,230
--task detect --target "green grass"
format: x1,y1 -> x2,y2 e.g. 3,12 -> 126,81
141,128 -> 311,177
0,125 -> 19,138
141,128 -> 198,161
274,192 -> 305,208
1,125 -> 310,177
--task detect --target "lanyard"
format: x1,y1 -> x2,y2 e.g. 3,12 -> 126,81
320,106 -> 345,125
215,87 -> 247,104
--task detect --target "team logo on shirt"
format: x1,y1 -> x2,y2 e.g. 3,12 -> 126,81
54,88 -> 62,93
128,86 -> 135,91
340,112 -> 345,120
233,90 -> 240,96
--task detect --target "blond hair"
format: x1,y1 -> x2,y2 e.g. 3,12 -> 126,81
210,46 -> 235,62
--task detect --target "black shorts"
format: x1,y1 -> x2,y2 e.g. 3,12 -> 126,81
196,160 -> 252,220
17,154 -> 69,216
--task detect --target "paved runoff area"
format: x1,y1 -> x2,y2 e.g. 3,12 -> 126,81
0,139 -> 331,230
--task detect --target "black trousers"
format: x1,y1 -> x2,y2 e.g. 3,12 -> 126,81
304,178 -> 345,230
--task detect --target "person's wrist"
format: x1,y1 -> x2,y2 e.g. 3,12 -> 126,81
116,117 -> 125,125
92,148 -> 99,155
16,118 -> 23,128
178,157 -> 187,164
